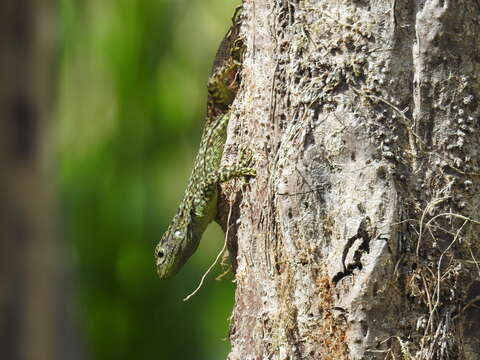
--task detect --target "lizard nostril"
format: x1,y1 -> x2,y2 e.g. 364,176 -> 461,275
157,249 -> 166,260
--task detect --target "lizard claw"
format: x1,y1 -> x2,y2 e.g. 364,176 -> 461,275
238,147 -> 254,167
237,148 -> 256,184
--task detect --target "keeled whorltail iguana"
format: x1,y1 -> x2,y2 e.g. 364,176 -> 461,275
155,6 -> 255,279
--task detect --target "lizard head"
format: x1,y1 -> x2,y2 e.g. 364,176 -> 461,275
155,222 -> 199,279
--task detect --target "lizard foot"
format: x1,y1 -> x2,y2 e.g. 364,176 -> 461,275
223,148 -> 256,184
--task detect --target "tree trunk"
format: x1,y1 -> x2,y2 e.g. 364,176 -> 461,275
0,1 -> 67,359
223,1 -> 480,359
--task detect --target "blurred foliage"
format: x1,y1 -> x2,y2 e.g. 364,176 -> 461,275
56,0 -> 240,359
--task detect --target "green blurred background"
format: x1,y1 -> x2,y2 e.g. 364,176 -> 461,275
56,0 -> 240,358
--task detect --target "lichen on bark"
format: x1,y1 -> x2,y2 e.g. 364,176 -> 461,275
222,1 -> 480,359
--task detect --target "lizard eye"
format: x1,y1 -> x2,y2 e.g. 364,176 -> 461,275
173,230 -> 183,239
156,247 -> 167,264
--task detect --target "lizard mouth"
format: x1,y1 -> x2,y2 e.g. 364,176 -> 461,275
156,260 -> 171,279
156,266 -> 167,279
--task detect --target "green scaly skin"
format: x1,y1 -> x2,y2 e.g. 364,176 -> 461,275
155,6 -> 254,279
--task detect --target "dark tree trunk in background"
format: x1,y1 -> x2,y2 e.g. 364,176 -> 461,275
223,1 -> 480,359
0,1 -> 63,359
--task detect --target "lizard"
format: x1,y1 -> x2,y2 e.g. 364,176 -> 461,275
155,5 -> 255,279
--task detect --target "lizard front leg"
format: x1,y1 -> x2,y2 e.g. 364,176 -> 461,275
194,155 -> 256,218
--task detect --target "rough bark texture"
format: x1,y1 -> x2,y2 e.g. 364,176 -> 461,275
221,0 -> 480,359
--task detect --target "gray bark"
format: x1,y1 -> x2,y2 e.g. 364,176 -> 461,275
222,0 -> 480,359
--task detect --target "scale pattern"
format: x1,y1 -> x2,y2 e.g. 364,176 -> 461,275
155,7 -> 255,279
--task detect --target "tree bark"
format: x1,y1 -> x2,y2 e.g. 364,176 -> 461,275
0,1 -> 63,359
223,1 -> 480,359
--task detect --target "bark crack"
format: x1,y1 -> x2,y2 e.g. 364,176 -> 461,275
332,217 -> 374,285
